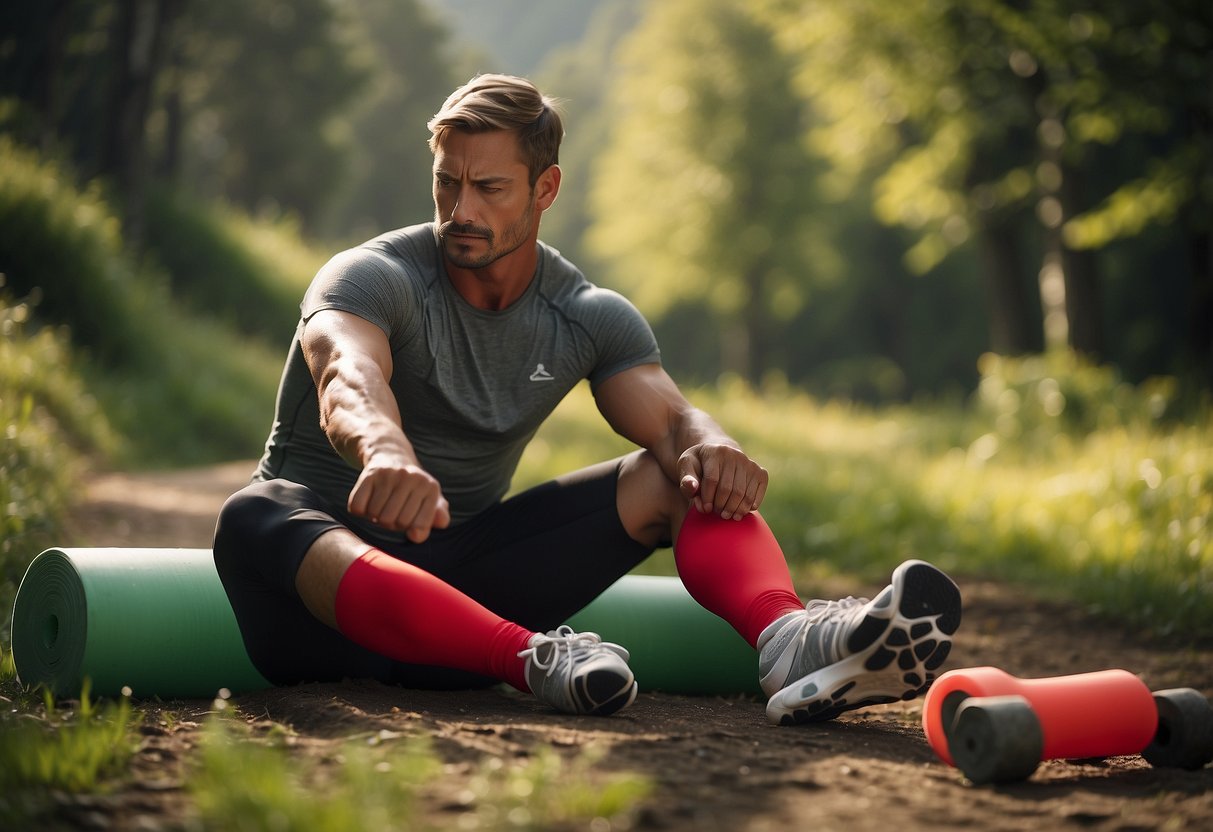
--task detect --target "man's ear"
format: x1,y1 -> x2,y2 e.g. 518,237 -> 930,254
535,164 -> 561,211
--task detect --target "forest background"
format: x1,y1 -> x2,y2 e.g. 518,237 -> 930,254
2,5 -> 1212,826
1,0 -> 1211,636
5,0 -> 1209,393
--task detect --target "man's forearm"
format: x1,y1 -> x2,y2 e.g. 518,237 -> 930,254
317,354 -> 415,469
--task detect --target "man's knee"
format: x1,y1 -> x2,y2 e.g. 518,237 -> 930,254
616,450 -> 684,546
214,481 -> 281,562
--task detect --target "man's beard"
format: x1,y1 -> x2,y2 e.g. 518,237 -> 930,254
437,201 -> 535,269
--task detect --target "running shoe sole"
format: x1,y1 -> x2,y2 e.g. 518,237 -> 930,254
766,559 -> 962,725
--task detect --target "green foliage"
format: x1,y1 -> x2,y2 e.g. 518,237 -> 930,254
323,0 -> 461,240
0,292 -> 121,613
516,364 -> 1212,639
588,0 -> 825,380
191,719 -> 438,832
143,188 -> 324,342
191,718 -> 650,831
174,0 -> 371,230
0,140 -> 288,468
973,350 -> 1182,439
455,745 -> 652,829
0,683 -> 139,825
0,137 -> 145,364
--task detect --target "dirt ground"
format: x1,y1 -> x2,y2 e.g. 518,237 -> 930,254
30,462 -> 1213,830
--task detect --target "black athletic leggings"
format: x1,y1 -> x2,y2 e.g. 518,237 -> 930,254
212,458 -> 655,688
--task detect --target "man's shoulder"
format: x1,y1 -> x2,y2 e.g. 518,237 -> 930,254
356,223 -> 440,270
317,223 -> 440,287
537,241 -> 631,310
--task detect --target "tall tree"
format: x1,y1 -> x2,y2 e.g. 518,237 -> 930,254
322,0 -> 462,239
100,0 -> 180,247
164,0 -> 369,231
587,0 -> 825,382
763,0 -> 1211,375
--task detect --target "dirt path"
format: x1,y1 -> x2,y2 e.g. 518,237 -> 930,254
49,463 -> 1213,830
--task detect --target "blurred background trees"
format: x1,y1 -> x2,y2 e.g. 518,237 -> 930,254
2,0 -> 1209,398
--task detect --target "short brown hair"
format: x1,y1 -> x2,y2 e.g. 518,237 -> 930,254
427,74 -> 563,186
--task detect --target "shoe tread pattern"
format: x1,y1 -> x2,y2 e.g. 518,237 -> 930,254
772,560 -> 961,726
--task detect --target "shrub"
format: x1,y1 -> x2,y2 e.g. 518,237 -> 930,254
0,290 -> 120,625
0,138 -> 145,364
143,189 -> 325,343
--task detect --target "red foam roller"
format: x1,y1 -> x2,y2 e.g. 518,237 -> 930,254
922,666 -> 1158,766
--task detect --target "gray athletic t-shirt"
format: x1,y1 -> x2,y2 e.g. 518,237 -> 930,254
254,223 -> 661,531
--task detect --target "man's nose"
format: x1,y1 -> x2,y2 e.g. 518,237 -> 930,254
451,188 -> 481,224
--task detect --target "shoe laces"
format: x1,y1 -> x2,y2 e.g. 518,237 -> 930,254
804,595 -> 867,624
519,625 -> 605,676
803,596 -> 869,658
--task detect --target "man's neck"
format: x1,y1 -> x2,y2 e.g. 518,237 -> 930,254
444,242 -> 540,311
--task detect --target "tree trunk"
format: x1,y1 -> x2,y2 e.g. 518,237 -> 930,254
156,7 -> 188,183
1186,227 -> 1213,389
1059,163 -> 1105,359
37,0 -> 74,153
975,217 -> 1039,354
100,0 -> 179,248
742,262 -> 770,384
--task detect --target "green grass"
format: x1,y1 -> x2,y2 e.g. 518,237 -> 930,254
144,188 -> 328,343
0,139 -> 304,469
1,130 -> 1210,829
190,716 -> 650,831
190,718 -> 439,832
514,362 -> 1213,640
0,682 -> 140,827
0,291 -> 122,621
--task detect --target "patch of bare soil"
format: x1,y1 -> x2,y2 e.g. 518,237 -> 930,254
38,463 -> 1213,830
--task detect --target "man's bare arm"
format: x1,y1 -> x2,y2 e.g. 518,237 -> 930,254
593,364 -> 767,518
301,309 -> 449,541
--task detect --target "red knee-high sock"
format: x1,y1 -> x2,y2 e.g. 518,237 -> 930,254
333,549 -> 535,692
674,511 -> 804,648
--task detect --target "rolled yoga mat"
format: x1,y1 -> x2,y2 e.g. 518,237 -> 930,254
11,548 -> 761,699
11,548 -> 270,699
566,574 -> 762,696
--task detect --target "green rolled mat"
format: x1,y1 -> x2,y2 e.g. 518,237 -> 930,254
11,548 -> 761,700
11,548 -> 270,699
566,574 -> 763,696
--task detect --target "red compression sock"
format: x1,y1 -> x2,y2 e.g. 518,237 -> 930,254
333,549 -> 535,692
674,511 -> 804,647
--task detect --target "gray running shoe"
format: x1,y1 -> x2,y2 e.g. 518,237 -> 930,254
519,625 -> 638,716
759,559 -> 962,725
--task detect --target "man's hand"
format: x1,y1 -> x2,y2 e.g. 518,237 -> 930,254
677,442 -> 768,519
347,455 -> 451,543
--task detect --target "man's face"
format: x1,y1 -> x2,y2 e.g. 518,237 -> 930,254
433,130 -> 538,270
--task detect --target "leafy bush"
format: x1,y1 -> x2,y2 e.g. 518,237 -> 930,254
515,371 -> 1213,639
0,141 -> 287,468
0,291 -> 122,630
0,684 -> 140,827
974,350 -> 1183,441
143,188 -> 325,343
0,138 -> 145,364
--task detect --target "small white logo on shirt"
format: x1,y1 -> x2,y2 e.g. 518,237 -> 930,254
529,363 -> 555,382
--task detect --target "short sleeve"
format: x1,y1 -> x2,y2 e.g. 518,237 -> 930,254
581,288 -> 662,389
301,247 -> 421,344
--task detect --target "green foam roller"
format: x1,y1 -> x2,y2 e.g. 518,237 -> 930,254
11,548 -> 270,699
11,549 -> 760,700
566,575 -> 762,695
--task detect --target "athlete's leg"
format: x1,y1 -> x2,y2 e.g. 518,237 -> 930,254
614,450 -> 803,647
215,480 -> 528,690
294,488 -> 641,713
218,473 -> 642,712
